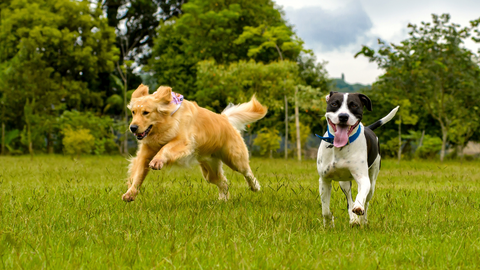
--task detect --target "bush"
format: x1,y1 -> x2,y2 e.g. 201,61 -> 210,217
415,135 -> 442,159
58,111 -> 117,154
381,136 -> 399,158
62,128 -> 95,158
253,127 -> 281,158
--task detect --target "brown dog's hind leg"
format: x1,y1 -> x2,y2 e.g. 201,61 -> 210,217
199,158 -> 229,201
222,147 -> 261,192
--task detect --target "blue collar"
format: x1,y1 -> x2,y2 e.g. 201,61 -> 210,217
315,124 -> 362,146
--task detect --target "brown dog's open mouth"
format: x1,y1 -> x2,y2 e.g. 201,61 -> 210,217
135,125 -> 153,140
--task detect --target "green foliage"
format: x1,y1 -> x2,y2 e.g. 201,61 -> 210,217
253,127 -> 281,157
289,121 -> 311,149
0,0 -> 118,146
234,24 -> 303,60
356,14 -> 480,160
148,0 -> 295,98
4,129 -> 21,154
381,136 -> 400,158
62,128 -> 95,158
332,78 -> 370,92
416,135 -> 443,159
58,111 -> 117,155
297,53 -> 331,91
195,59 -> 298,112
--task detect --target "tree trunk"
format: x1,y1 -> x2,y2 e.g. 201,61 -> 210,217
27,122 -> 33,160
269,149 -> 273,159
294,89 -> 301,161
1,122 -> 4,155
397,115 -> 402,163
456,144 -> 464,162
284,94 -> 288,160
440,124 -> 447,162
47,133 -> 54,154
123,78 -> 128,156
418,130 -> 425,148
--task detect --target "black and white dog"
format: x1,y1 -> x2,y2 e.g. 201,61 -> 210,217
316,92 -> 398,227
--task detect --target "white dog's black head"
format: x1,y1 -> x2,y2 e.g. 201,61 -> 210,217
325,92 -> 372,147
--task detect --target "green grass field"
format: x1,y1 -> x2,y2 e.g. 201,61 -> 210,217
1,155 -> 480,269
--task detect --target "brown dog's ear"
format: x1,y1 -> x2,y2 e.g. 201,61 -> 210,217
152,86 -> 173,103
358,94 -> 372,111
131,84 -> 149,99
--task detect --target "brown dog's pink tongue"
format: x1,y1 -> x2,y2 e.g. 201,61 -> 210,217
334,125 -> 349,147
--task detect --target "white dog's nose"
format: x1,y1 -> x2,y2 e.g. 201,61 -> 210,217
338,113 -> 349,123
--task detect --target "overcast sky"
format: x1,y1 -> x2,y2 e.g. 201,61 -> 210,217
273,0 -> 480,84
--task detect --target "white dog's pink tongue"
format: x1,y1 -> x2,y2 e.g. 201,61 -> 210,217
334,126 -> 349,147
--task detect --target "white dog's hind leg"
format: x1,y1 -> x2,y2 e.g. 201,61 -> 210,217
320,177 -> 334,227
339,181 -> 361,225
361,156 -> 381,224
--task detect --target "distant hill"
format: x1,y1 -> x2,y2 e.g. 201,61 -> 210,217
331,78 -> 371,93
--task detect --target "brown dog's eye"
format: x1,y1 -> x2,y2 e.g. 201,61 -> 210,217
143,111 -> 149,115
132,111 -> 135,115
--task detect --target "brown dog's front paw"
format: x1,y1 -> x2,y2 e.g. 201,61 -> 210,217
122,192 -> 136,202
149,158 -> 165,170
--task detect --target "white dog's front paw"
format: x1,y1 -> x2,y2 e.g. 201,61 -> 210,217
350,215 -> 361,226
352,204 -> 365,216
350,215 -> 368,227
323,214 -> 335,228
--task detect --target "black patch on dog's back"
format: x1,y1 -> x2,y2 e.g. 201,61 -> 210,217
364,127 -> 380,168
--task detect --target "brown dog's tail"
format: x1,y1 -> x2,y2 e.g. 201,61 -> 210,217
221,95 -> 267,131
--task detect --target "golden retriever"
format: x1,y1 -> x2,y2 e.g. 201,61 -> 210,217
122,84 -> 267,202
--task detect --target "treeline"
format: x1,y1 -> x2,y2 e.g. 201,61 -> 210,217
0,1 -> 479,160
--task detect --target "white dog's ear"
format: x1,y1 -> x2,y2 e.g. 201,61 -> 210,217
152,86 -> 173,104
326,91 -> 338,102
131,84 -> 149,99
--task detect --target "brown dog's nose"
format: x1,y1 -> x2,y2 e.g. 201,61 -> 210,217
130,125 -> 138,133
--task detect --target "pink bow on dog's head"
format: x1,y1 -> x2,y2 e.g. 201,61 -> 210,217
171,92 -> 184,105
170,92 -> 184,116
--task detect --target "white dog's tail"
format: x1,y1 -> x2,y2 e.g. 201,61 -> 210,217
366,106 -> 399,131
222,95 -> 268,131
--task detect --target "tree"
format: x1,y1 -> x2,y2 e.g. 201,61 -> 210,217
0,0 -> 118,154
235,23 -> 304,159
253,127 -> 281,158
195,59 -> 298,112
292,84 -> 326,161
101,0 -> 186,154
148,0 -> 293,99
293,53 -> 330,161
356,14 -> 480,161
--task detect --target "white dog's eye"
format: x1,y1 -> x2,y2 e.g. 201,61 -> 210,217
351,103 -> 358,108
331,102 -> 338,107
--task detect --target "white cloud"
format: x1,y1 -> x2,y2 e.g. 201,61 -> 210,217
274,0 -> 480,84
284,2 -> 373,52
